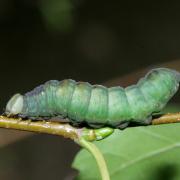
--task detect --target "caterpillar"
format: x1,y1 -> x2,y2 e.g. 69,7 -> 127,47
5,68 -> 180,129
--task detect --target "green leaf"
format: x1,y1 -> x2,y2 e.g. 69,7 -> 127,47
72,123 -> 180,180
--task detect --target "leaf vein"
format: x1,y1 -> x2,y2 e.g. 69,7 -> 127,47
137,128 -> 174,143
111,143 -> 180,176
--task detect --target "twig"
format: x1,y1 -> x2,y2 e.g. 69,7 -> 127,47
0,115 -> 113,180
0,113 -> 180,139
0,116 -> 113,142
0,116 -> 79,140
152,113 -> 180,125
0,113 -> 180,180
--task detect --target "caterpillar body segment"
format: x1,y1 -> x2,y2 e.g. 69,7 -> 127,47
67,82 -> 91,123
5,68 -> 180,129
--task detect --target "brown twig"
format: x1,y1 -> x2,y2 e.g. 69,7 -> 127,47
0,116 -> 113,180
0,113 -> 179,142
152,113 -> 180,125
0,116 -> 79,140
0,116 -> 113,142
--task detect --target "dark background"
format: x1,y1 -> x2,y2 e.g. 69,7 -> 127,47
0,0 -> 180,179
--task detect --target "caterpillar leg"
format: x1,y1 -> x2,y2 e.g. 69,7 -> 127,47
16,114 -> 35,120
17,114 -> 70,123
141,116 -> 152,125
49,116 -> 70,123
130,116 -> 152,126
117,122 -> 130,129
88,123 -> 105,128
70,121 -> 84,127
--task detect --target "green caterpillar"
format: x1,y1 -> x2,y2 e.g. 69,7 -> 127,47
5,68 -> 180,129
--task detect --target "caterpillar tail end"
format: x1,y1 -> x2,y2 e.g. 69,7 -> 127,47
81,127 -> 114,141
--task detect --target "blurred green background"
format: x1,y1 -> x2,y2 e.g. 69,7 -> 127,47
0,0 -> 180,179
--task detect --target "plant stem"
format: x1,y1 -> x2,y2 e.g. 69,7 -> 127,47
78,137 -> 110,180
0,116 -> 112,179
0,113 -> 180,180
0,116 -> 113,142
0,115 -> 79,140
152,113 -> 180,125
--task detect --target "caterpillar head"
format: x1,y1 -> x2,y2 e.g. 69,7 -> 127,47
5,94 -> 24,115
